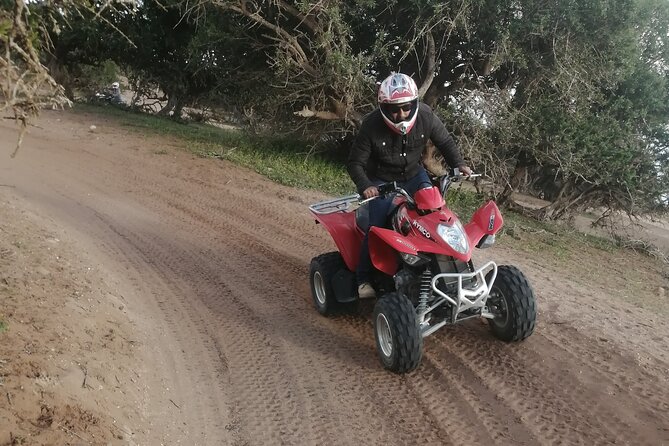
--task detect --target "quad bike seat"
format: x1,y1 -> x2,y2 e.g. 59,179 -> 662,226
355,202 -> 371,232
355,199 -> 402,233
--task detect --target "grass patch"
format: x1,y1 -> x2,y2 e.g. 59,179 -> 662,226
0,320 -> 7,334
500,210 -> 618,257
200,145 -> 352,196
445,186 -> 487,217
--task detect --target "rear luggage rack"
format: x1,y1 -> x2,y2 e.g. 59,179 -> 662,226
309,194 -> 359,214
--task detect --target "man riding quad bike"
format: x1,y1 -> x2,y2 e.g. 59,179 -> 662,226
308,170 -> 537,373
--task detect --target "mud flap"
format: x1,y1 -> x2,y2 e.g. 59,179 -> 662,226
332,269 -> 357,303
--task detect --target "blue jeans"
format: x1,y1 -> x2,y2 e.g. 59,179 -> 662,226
357,168 -> 432,284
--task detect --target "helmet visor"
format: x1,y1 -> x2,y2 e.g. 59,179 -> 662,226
380,100 -> 417,123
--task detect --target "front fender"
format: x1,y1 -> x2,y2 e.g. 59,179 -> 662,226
464,200 -> 504,247
368,227 -> 418,276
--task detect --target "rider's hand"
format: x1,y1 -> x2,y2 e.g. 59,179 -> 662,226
362,186 -> 379,199
458,165 -> 473,176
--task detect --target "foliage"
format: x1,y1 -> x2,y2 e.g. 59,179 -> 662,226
1,0 -> 71,153
442,0 -> 669,220
204,0 -> 668,220
63,60 -> 121,98
7,0 -> 669,222
49,0 -> 260,117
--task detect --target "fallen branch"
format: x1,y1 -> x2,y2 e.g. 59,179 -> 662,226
293,105 -> 340,120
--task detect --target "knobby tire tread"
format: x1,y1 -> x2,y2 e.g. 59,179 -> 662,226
489,265 -> 537,342
375,294 -> 423,373
310,252 -> 344,315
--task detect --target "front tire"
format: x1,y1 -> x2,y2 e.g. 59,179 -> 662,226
485,265 -> 537,341
373,293 -> 423,373
309,252 -> 344,316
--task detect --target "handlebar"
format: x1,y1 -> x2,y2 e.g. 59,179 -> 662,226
310,170 -> 482,215
445,167 -> 481,181
358,170 -> 480,205
358,182 -> 408,205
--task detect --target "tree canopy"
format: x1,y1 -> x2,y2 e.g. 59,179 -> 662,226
4,0 -> 669,218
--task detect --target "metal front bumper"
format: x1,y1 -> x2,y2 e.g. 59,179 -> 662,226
419,261 -> 498,337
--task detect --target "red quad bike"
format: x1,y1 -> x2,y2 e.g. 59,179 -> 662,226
309,170 -> 537,373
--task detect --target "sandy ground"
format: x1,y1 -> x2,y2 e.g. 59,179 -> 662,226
0,109 -> 668,445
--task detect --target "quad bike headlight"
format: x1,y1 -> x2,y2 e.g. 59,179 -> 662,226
437,220 -> 469,254
399,252 -> 430,266
477,234 -> 496,249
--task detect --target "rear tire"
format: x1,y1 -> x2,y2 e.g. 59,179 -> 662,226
309,252 -> 344,316
485,265 -> 536,341
373,293 -> 423,373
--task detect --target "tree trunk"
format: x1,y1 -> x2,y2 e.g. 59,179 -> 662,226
417,33 -> 437,98
173,101 -> 185,120
497,151 -> 533,206
537,184 -> 597,221
46,58 -> 74,100
158,94 -> 181,117
422,68 -> 449,108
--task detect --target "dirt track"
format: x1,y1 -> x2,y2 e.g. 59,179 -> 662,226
1,110 -> 668,445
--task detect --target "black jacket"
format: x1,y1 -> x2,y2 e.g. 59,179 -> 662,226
347,103 -> 464,193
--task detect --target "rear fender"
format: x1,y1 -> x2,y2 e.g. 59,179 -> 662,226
464,201 -> 504,248
313,212 -> 362,272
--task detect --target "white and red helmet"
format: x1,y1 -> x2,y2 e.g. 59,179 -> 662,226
377,73 -> 419,135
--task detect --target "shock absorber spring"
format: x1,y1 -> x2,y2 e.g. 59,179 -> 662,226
417,268 -> 432,316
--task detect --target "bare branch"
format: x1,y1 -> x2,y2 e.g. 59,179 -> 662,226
293,105 -> 339,120
219,0 -> 318,76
